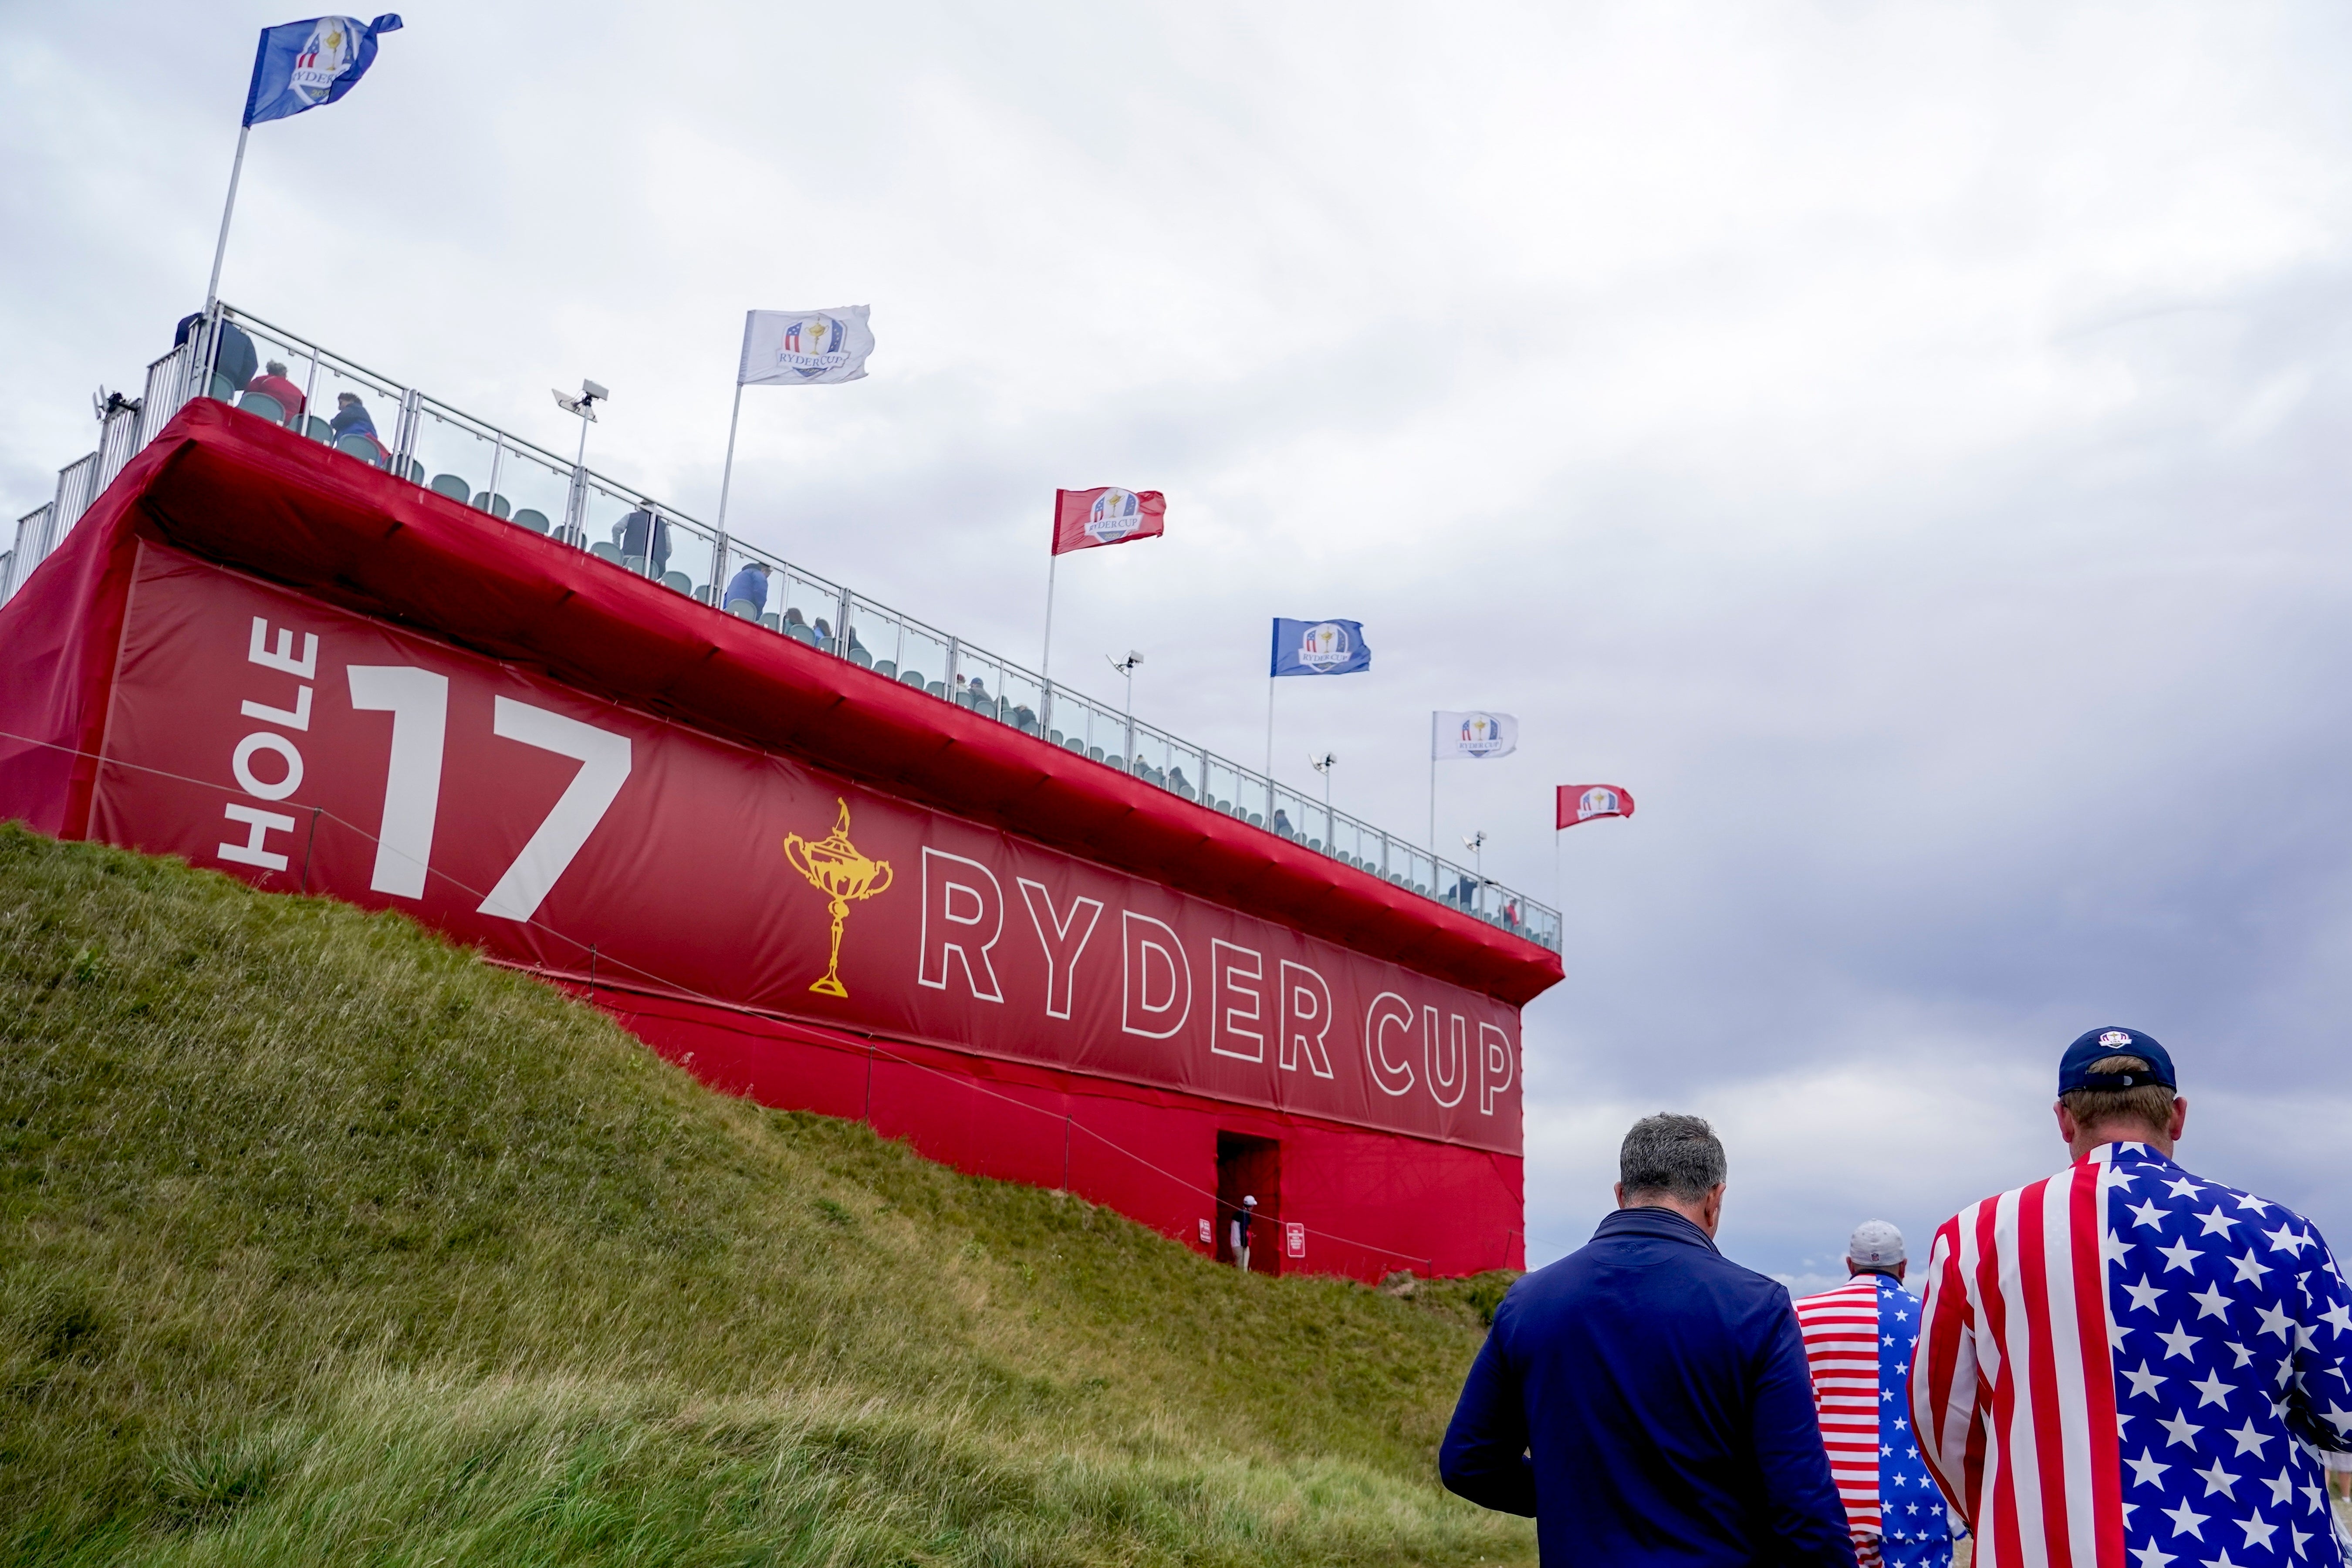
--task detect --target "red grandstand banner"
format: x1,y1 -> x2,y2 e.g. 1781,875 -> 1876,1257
86,544 -> 1521,1152
1051,487 -> 1166,554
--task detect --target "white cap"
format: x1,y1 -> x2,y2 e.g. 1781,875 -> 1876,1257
1242,1195 -> 1257,1206
1847,1219 -> 1905,1268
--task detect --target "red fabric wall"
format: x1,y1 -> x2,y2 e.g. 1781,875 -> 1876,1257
585,981 -> 1525,1280
0,402 -> 1552,1279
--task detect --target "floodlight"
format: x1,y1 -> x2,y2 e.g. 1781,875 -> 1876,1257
551,388 -> 596,422
581,379 -> 609,402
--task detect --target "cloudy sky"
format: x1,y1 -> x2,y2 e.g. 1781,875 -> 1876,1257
9,2 -> 2352,1288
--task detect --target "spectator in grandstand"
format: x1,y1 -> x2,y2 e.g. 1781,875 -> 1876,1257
723,560 -> 771,615
244,360 -> 307,423
1441,1113 -> 1853,1568
329,392 -> 377,441
1272,808 -> 1295,838
175,311 -> 258,393
618,508 -> 672,577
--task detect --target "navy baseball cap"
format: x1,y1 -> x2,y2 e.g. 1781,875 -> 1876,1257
2058,1027 -> 2176,1095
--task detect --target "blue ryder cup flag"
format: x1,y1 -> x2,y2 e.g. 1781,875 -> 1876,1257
1270,618 -> 1370,677
244,14 -> 404,127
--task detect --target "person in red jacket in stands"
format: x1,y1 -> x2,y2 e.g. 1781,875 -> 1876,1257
244,360 -> 306,426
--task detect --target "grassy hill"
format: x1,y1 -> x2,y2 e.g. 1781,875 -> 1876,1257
0,827 -> 1533,1567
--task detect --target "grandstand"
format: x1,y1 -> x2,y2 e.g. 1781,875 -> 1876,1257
0,304 -> 1564,1277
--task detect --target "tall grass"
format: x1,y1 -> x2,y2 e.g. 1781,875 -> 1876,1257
0,828 -> 1532,1566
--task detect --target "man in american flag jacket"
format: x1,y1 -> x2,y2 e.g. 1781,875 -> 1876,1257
1913,1027 -> 2352,1568
1798,1220 -> 1957,1568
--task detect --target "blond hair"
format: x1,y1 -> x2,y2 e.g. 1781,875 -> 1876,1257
2058,1055 -> 2176,1137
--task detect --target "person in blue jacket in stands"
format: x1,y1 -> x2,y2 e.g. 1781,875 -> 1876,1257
1440,1113 -> 1856,1568
328,392 -> 377,441
723,559 -> 771,615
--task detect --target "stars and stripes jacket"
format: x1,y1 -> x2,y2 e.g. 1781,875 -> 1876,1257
1912,1140 -> 2352,1568
1797,1274 -> 1956,1566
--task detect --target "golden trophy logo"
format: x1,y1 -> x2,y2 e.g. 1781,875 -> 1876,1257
781,798 -> 894,998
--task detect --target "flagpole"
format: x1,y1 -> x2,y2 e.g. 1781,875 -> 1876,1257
1040,548 -> 1060,736
1264,676 -> 1276,825
204,124 -> 251,313
1041,550 -> 1059,682
1428,712 -> 1437,852
713,380 -> 747,534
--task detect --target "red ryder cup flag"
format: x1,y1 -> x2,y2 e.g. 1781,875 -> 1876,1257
244,14 -> 404,126
738,308 -> 874,387
1433,711 -> 1518,760
1052,488 -> 1166,556
1557,784 -> 1634,828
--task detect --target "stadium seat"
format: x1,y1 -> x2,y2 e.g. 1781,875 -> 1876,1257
900,669 -> 926,688
401,458 -> 426,484
661,571 -> 693,595
590,542 -> 621,563
725,598 -> 759,619
621,554 -> 647,575
760,612 -> 781,631
848,647 -> 873,668
510,509 -> 550,533
472,492 -> 512,519
238,391 -> 286,423
209,372 -> 243,400
1088,747 -> 1105,763
787,623 -> 821,646
429,474 -> 470,501
334,434 -> 387,467
304,415 -> 333,442
875,660 -> 897,679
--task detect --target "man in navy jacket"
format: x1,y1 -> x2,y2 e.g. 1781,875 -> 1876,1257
1440,1113 -> 1856,1566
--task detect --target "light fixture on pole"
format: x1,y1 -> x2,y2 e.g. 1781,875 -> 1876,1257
1309,751 -> 1337,845
1462,830 -> 1487,913
1107,650 -> 1143,766
553,380 -> 608,538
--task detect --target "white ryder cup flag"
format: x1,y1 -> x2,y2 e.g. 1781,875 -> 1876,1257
738,307 -> 874,387
1433,711 -> 1518,761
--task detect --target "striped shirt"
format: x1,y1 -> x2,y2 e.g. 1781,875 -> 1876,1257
1912,1141 -> 2352,1568
1799,1274 -> 1956,1565
1798,1277 -> 1888,1534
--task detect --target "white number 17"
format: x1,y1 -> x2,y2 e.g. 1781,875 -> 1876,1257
347,668 -> 632,923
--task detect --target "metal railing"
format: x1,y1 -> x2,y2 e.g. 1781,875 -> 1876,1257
6,303 -> 1562,950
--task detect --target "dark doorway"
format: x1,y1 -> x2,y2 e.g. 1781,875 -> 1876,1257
1215,1132 -> 1281,1276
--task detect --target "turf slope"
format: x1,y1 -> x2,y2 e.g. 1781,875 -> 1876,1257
0,827 -> 1533,1567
